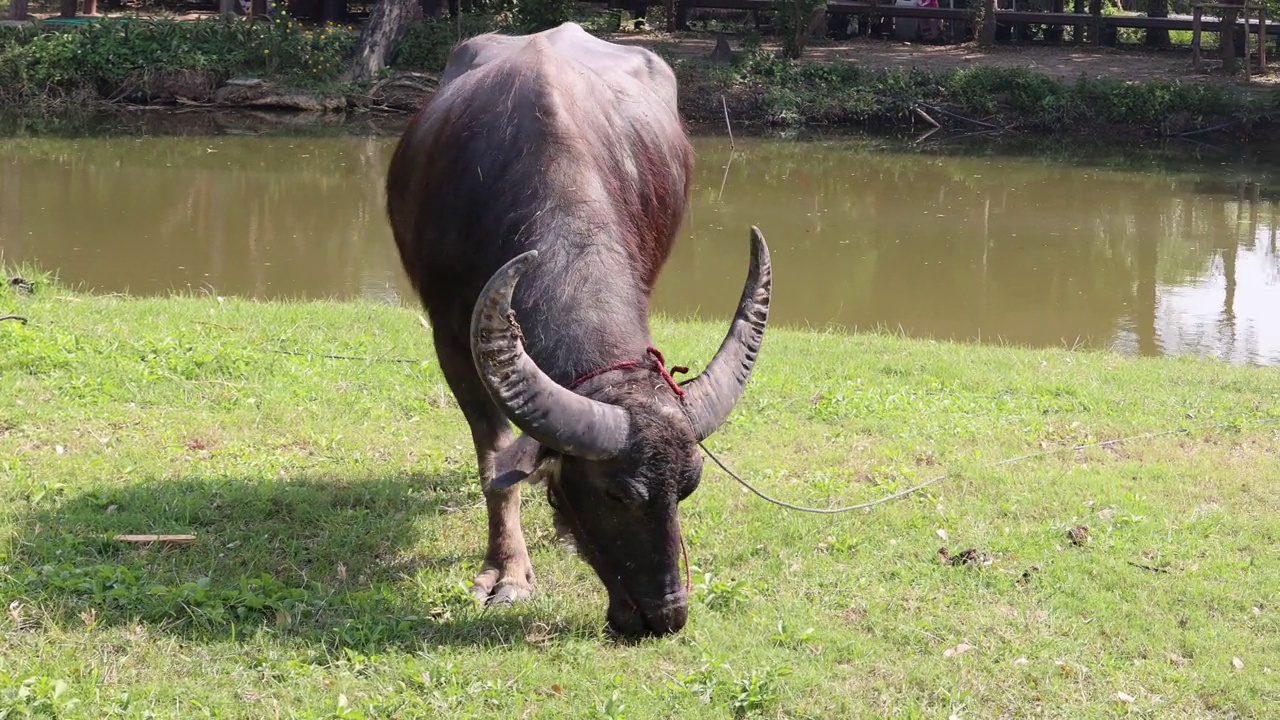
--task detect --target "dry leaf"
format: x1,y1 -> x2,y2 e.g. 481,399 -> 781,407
336,562 -> 348,582
1014,657 -> 1029,665
936,528 -> 949,541
1232,657 -> 1244,670
1117,691 -> 1135,703
944,643 -> 973,658
1168,652 -> 1188,667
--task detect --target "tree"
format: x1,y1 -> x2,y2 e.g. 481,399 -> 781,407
1145,0 -> 1170,48
777,0 -> 826,59
1219,0 -> 1244,75
346,0 -> 422,84
978,0 -> 999,47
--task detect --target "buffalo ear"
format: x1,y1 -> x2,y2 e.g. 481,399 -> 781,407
491,434 -> 559,490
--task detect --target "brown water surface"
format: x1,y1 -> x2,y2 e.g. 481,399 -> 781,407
2,132 -> 1278,365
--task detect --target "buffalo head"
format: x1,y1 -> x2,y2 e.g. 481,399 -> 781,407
469,227 -> 772,637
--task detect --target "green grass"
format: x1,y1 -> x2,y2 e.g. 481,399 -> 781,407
2,268 -> 1279,718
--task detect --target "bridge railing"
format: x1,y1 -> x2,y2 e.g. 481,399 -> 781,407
610,0 -> 1278,55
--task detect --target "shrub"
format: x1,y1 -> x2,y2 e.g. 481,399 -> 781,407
392,14 -> 498,72
510,0 -> 576,32
0,16 -> 355,104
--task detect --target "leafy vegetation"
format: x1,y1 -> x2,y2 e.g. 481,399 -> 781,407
0,8 -> 1276,133
391,12 -> 498,72
1,268 -> 1278,717
0,16 -> 354,106
678,47 -> 1273,132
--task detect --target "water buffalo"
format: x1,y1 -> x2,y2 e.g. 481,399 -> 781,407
385,21 -> 772,638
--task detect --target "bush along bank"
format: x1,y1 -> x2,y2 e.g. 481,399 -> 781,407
2,15 -> 1277,138
0,16 -> 357,111
673,48 -> 1280,139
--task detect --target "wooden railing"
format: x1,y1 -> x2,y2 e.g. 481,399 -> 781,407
645,0 -> 1280,40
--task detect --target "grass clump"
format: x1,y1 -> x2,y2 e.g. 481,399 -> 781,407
2,271 -> 1279,717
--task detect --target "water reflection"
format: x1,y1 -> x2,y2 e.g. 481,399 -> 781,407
1,133 -> 1278,366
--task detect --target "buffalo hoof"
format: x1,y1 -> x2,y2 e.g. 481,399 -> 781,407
471,562 -> 535,606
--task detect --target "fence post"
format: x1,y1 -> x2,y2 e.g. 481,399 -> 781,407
1259,7 -> 1268,72
1244,1 -> 1251,82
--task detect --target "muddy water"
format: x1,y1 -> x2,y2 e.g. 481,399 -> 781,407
2,132 -> 1278,365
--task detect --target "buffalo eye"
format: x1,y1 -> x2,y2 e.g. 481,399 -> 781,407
604,481 -> 647,507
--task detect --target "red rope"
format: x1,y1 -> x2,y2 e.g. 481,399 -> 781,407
569,346 -> 689,399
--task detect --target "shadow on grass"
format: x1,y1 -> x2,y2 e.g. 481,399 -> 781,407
9,471 -> 600,652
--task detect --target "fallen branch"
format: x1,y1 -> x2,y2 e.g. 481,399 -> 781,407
913,104 -> 941,129
370,78 -> 436,96
1178,118 -> 1242,138
115,534 -> 196,546
1127,561 -> 1170,574
368,71 -> 439,99
915,101 -> 1004,131
0,315 -> 27,324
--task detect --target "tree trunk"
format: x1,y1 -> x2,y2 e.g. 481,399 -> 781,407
1145,0 -> 1170,47
979,0 -> 998,47
8,0 -> 29,20
1220,3 -> 1241,74
219,0 -> 237,19
347,0 -> 422,85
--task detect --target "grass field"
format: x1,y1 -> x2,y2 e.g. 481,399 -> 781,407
2,269 -> 1278,718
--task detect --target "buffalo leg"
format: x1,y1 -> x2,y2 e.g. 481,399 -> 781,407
433,328 -> 535,605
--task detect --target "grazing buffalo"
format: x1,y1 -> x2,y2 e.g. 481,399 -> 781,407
385,21 -> 772,638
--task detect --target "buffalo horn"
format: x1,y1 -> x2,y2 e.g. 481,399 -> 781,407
681,226 -> 773,442
469,250 -> 633,460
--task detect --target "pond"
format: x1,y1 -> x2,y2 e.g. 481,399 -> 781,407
2,126 -> 1279,366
